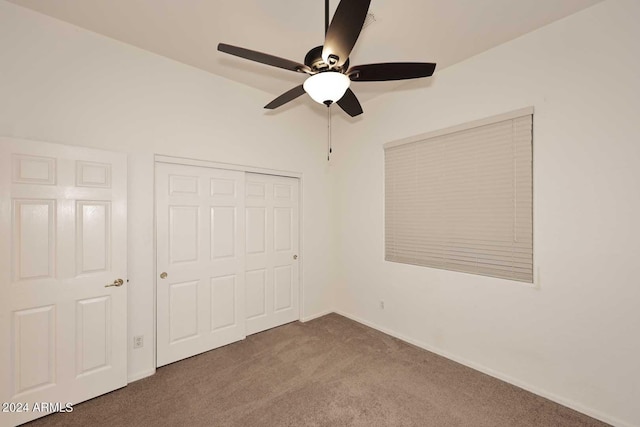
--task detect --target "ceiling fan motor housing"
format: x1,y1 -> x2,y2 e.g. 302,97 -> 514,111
304,46 -> 349,73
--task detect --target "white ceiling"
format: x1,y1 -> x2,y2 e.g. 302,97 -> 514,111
8,0 -> 601,103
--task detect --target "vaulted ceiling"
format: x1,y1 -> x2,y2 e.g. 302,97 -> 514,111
9,0 -> 601,103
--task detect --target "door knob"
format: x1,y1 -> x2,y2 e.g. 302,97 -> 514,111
293,255 -> 298,260
160,272 -> 168,279
105,278 -> 124,288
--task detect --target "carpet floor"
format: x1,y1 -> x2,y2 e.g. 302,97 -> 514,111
27,314 -> 607,426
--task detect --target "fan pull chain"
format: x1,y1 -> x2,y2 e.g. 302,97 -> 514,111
327,104 -> 332,161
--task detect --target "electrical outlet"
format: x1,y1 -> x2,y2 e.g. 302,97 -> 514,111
379,300 -> 385,310
133,335 -> 144,349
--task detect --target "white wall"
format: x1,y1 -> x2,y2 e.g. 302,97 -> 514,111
0,1 -> 332,382
331,0 -> 640,425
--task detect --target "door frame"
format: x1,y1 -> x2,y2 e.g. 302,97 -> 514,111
153,155 -> 304,368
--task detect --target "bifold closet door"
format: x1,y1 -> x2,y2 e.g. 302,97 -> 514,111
245,173 -> 300,335
156,163 -> 245,367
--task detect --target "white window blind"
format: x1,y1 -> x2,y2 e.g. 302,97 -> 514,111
384,109 -> 533,283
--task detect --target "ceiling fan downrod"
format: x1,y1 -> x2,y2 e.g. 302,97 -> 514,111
325,0 -> 330,35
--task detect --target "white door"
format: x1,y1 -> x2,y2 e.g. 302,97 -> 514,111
245,173 -> 299,335
0,137 -> 127,426
156,163 -> 245,367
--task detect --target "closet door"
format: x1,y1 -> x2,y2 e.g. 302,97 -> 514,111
245,174 -> 300,335
156,163 -> 245,367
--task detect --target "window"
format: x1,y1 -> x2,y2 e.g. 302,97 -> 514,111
384,108 -> 533,283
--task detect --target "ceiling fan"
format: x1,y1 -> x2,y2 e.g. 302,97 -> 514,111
218,0 -> 436,117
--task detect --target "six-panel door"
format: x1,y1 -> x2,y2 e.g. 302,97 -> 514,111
0,137 -> 127,426
245,173 -> 300,335
156,163 -> 246,367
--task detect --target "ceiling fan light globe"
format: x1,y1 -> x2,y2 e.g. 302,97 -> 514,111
303,72 -> 350,105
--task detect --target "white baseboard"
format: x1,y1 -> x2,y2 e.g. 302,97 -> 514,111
300,310 -> 333,323
127,368 -> 155,383
333,310 -> 630,427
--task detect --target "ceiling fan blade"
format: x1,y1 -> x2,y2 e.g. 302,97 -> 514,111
337,88 -> 363,117
264,85 -> 306,110
348,62 -> 437,81
322,0 -> 371,68
218,43 -> 311,74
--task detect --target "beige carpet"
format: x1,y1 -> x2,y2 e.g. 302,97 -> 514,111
28,314 -> 607,426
